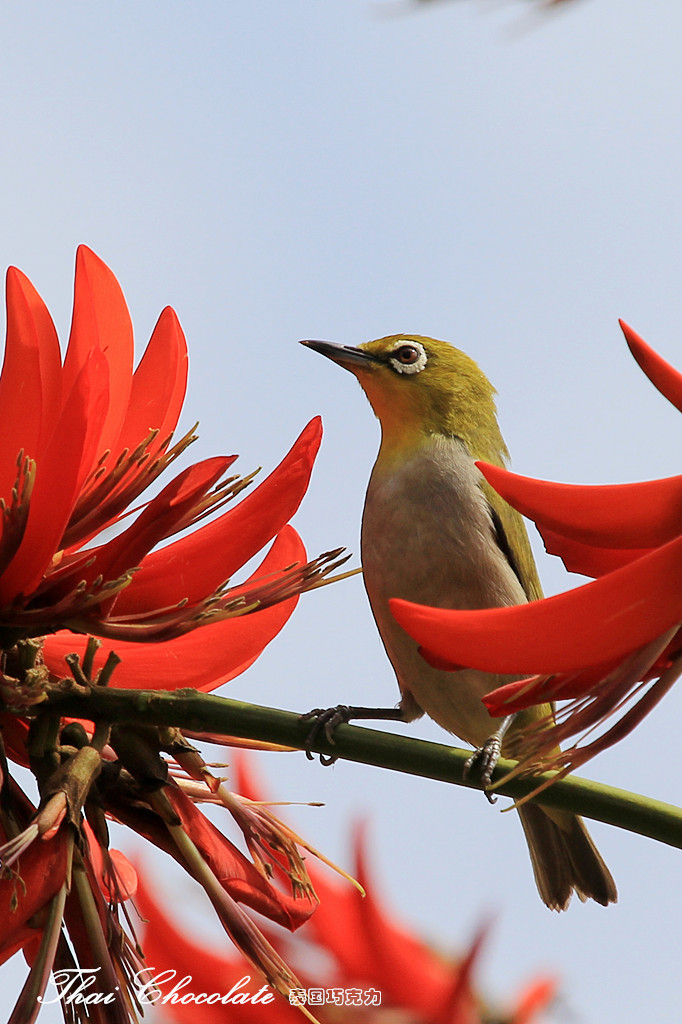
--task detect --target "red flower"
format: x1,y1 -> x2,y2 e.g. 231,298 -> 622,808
0,248 -> 348,1019
0,245 -> 336,661
390,322 -> 682,779
133,754 -> 557,1024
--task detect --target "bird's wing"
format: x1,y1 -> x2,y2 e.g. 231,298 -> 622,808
481,479 -> 544,603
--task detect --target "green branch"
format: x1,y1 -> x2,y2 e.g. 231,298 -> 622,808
32,685 -> 682,850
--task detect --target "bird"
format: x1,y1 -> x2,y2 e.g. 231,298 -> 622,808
300,333 -> 617,911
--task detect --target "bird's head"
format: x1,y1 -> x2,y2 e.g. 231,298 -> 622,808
301,334 -> 508,465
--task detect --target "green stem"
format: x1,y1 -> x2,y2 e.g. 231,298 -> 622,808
28,685 -> 682,850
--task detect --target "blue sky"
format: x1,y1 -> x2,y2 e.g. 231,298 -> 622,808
1,2 -> 681,1021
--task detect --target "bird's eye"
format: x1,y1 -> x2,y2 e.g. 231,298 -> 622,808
394,345 -> 420,364
387,340 -> 428,375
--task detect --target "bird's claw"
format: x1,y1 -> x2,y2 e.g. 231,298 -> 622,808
463,734 -> 502,804
300,705 -> 354,764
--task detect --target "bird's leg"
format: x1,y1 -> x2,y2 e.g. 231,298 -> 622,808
301,705 -> 407,764
463,713 -> 516,803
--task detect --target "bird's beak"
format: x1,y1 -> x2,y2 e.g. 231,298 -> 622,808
300,339 -> 377,371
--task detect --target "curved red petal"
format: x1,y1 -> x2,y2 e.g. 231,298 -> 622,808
390,532 -> 682,675
0,713 -> 30,766
481,667 -> 612,715
540,527 -> 652,577
0,350 -> 110,604
113,417 -> 322,614
82,822 -> 138,902
478,461 -> 682,550
63,246 -> 134,477
134,867 -> 247,977
42,527 -> 305,691
352,824 -> 454,1014
166,786 -> 316,930
108,849 -> 138,899
117,306 -> 189,457
88,456 -> 233,586
136,870 -> 301,1024
305,822 -> 454,1015
0,828 -> 69,966
305,864 -> 369,982
0,268 -> 61,492
621,319 -> 682,412
509,977 -> 558,1024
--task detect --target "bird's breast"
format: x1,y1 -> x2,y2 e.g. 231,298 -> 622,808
360,437 -> 528,747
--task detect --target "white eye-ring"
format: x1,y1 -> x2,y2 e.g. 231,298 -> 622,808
388,340 -> 428,375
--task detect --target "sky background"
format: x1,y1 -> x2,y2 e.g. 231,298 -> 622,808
1,1 -> 681,1021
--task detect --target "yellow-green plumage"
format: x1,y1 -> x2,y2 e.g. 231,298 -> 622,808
303,333 -> 616,910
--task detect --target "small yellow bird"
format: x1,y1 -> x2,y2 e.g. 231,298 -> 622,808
301,334 -> 616,911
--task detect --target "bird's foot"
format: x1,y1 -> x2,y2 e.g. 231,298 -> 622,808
300,704 -> 407,764
300,705 -> 355,765
463,735 -> 503,804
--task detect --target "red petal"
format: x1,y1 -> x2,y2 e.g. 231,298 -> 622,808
481,667 -> 612,715
435,921 -> 489,1024
621,319 -> 682,412
0,268 -> 61,493
42,527 -> 306,691
0,350 -> 110,603
0,828 -> 69,966
117,306 -> 188,458
63,246 -> 134,476
390,532 -> 682,674
478,461 -> 682,551
135,871 -> 301,1024
306,824 -> 453,1015
87,456 -> 234,587
109,849 -> 138,899
352,824 -> 455,1013
83,822 -> 138,902
509,976 -> 558,1024
540,528 -> 652,577
166,787 -> 316,931
114,417 -> 322,614
134,871 -> 247,1007
0,713 -> 30,766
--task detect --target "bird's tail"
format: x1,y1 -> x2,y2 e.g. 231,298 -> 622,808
518,803 -> 617,911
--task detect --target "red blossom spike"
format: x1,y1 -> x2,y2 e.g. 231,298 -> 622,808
621,319 -> 682,412
390,531 -> 682,675
0,248 -> 354,1022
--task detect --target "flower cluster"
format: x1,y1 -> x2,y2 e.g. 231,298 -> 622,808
133,754 -> 557,1024
391,321 -> 682,786
0,248 -> 349,1021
